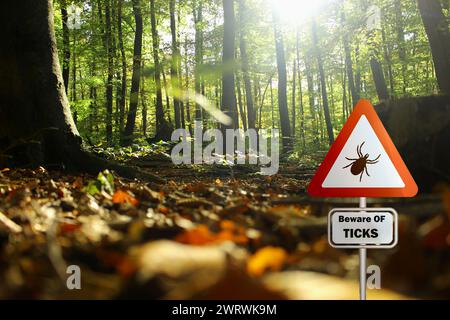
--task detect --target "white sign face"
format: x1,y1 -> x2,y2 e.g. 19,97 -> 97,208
322,115 -> 405,188
328,208 -> 398,249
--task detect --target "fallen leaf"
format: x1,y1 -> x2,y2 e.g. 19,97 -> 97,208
247,246 -> 287,277
112,190 -> 139,206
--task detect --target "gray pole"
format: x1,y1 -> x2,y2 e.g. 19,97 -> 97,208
359,197 -> 367,300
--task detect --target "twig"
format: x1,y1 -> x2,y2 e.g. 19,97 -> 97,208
0,210 -> 22,233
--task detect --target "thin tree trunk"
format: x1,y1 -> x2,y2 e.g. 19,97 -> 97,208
370,58 -> 389,101
270,79 -> 274,128
355,45 -> 361,104
193,0 -> 203,122
272,7 -> 291,151
236,73 -> 247,130
150,0 -> 170,139
170,0 -> 181,129
342,58 -> 347,122
105,0 -> 114,144
61,0 -> 70,93
117,0 -> 126,133
291,59 -> 296,135
184,34 -> 192,135
221,0 -> 237,130
341,11 -> 358,107
312,20 -> 334,146
121,0 -> 143,146
381,24 -> 395,97
162,67 -> 172,124
238,0 -> 255,129
295,28 -> 305,149
305,60 -> 317,139
141,61 -> 147,136
394,0 -> 407,94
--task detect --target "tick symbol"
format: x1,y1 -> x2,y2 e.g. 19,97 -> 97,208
343,141 -> 380,182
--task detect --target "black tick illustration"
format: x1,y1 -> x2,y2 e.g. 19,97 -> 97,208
343,141 -> 380,182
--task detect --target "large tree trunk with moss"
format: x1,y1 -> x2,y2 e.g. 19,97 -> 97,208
0,0 -> 161,182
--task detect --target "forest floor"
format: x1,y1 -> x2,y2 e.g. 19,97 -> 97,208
0,146 -> 449,299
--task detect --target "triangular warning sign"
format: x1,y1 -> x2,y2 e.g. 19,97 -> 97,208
307,99 -> 418,197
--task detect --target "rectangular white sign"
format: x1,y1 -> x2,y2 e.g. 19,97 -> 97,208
328,208 -> 398,249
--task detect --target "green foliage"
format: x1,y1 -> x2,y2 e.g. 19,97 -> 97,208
53,0 -> 441,154
83,170 -> 115,195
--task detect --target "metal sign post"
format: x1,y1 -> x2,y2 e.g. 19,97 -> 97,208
327,205 -> 398,299
359,197 -> 366,300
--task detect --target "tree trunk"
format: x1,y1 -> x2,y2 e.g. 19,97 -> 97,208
161,66 -> 172,124
295,28 -> 305,149
394,0 -> 407,94
150,0 -> 171,140
141,61 -> 147,136
121,0 -> 143,146
170,0 -> 181,129
272,8 -> 291,151
312,20 -> 334,146
341,11 -> 358,107
381,24 -> 395,97
236,73 -> 247,130
305,59 -> 317,139
60,0 -> 70,93
238,0 -> 255,130
184,34 -> 192,135
104,0 -> 114,144
270,79 -> 274,128
417,0 -> 450,94
117,0 -> 127,133
221,0 -> 237,130
193,0 -> 203,122
355,45 -> 361,104
370,58 -> 389,101
291,59 -> 296,135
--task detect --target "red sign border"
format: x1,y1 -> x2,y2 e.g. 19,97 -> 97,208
307,99 -> 418,197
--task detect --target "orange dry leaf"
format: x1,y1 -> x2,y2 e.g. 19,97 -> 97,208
112,190 -> 139,206
175,221 -> 249,246
247,246 -> 287,277
175,225 -> 217,245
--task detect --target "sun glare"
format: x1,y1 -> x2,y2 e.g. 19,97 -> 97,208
270,0 -> 328,24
